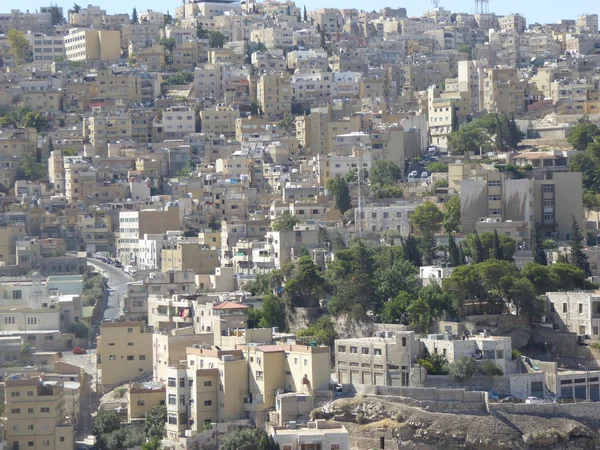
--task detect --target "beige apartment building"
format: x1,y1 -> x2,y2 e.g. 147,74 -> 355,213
3,374 -> 74,450
257,74 -> 292,118
200,106 -> 238,138
97,321 -> 153,390
95,69 -> 142,106
460,170 -> 583,240
84,111 -> 153,155
64,29 -> 121,62
161,243 -> 219,275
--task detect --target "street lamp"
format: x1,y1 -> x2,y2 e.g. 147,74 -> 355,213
578,362 -> 590,402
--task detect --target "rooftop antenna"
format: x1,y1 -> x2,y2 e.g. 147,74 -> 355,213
481,0 -> 489,13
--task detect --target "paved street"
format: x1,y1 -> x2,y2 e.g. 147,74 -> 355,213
87,259 -> 132,320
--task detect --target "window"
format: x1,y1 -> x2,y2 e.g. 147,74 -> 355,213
27,408 -> 33,413
563,303 -> 568,313
488,208 -> 501,216
168,395 -> 176,405
40,407 -> 50,413
180,378 -> 185,387
139,355 -> 146,360
337,345 -> 346,352
496,350 -> 504,359
402,337 -> 407,347
42,440 -> 50,446
28,442 -> 34,447
168,378 -> 176,387
27,425 -> 34,430
204,380 -> 212,387
350,347 -> 357,353
168,414 -> 177,424
137,400 -> 145,406
544,212 -> 554,221
374,348 -> 382,356
127,327 -> 133,332
488,195 -> 501,201
579,303 -> 583,314
11,408 -> 20,414
127,355 -> 134,361
361,348 -> 369,355
489,180 -> 501,187
256,371 -> 264,379
204,400 -> 212,406
543,185 -> 554,193
127,342 -> 134,346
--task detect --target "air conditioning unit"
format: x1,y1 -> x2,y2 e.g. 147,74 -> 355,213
222,354 -> 234,362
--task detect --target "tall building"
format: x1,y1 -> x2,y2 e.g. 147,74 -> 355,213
4,374 -> 74,450
63,29 -> 121,62
257,74 -> 292,118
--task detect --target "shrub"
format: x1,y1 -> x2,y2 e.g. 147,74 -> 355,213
114,387 -> 126,398
310,408 -> 323,420
512,349 -> 522,360
356,413 -> 366,425
448,356 -> 477,382
591,342 -> 600,350
479,359 -> 503,376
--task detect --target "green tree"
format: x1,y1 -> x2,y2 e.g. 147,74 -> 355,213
448,356 -> 477,381
142,437 -> 162,450
296,316 -> 338,347
71,3 -> 81,13
426,161 -> 448,173
49,4 -> 64,25
196,23 -> 209,39
507,277 -> 540,319
277,112 -> 295,131
272,211 -> 300,231
479,359 -> 503,376
402,235 -> 422,267
374,259 -> 420,312
326,176 -> 351,214
448,233 -> 461,267
464,231 -> 516,262
94,411 -> 121,447
443,196 -> 461,233
258,294 -> 287,330
379,291 -> 413,324
567,119 -> 600,150
523,263 -> 558,295
570,216 -> 589,276
549,262 -> 585,291
17,151 -> 47,181
418,353 -> 449,375
209,30 -> 226,48
492,229 -> 504,260
131,7 -> 138,24
23,112 -> 49,132
7,29 -> 31,65
303,5 -> 307,21
68,321 -> 89,339
284,256 -> 329,307
531,223 -> 547,266
370,160 -> 402,185
410,202 -> 443,264
144,404 -> 166,439
157,37 -> 177,54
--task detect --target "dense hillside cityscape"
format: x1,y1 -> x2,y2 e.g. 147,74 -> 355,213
1,1 -> 600,449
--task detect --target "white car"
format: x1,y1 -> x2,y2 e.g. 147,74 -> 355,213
525,396 -> 550,404
409,171 -> 418,178
421,171 -> 429,178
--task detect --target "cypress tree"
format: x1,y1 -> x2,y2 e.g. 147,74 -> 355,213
303,5 -> 307,22
492,229 -> 504,260
404,235 -> 422,267
448,233 -> 461,267
531,223 -> 547,266
570,215 -> 589,276
472,231 -> 485,263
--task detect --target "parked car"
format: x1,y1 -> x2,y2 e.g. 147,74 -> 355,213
525,396 -> 550,404
421,171 -> 429,178
114,261 -> 123,268
500,395 -> 521,403
72,347 -> 86,355
409,170 -> 418,178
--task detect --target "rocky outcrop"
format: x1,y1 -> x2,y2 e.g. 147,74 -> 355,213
319,397 -> 600,449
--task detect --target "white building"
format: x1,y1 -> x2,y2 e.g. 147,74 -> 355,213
271,421 -> 349,450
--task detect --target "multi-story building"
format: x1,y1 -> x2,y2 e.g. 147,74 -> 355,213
117,206 -> 181,266
26,32 -> 65,62
257,73 -> 292,118
335,332 -> 418,386
153,106 -> 196,141
161,242 -> 219,275
95,69 -> 142,106
68,5 -> 105,27
97,321 -> 153,389
63,29 -> 121,63
356,202 -> 418,236
421,333 -> 513,375
460,171 -> 583,240
3,374 -> 74,450
547,292 -> 600,336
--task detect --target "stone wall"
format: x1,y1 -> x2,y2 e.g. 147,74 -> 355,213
489,402 -> 600,419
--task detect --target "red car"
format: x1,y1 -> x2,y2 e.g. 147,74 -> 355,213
72,347 -> 87,355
